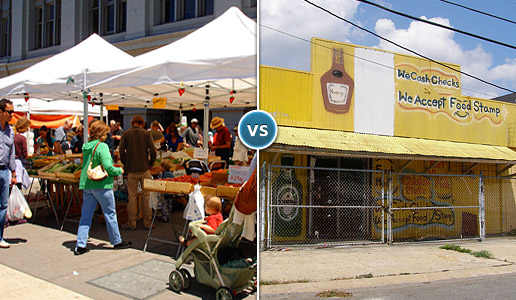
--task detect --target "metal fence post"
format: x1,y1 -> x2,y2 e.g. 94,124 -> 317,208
381,170 -> 385,243
387,172 -> 393,245
479,172 -> 485,241
266,163 -> 272,249
259,162 -> 266,251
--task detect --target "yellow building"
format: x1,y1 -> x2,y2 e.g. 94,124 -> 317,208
260,38 -> 516,248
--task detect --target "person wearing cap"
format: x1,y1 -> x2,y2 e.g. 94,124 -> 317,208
181,118 -> 202,148
232,125 -> 249,165
210,117 -> 232,165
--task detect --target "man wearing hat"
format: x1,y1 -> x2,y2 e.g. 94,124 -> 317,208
181,118 -> 202,148
210,117 -> 231,165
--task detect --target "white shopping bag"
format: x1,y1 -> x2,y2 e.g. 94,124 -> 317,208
149,192 -> 159,210
7,185 -> 32,221
183,184 -> 205,221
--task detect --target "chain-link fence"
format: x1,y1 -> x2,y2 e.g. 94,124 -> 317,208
261,163 -> 516,249
263,164 -> 516,248
388,173 -> 480,243
264,164 -> 385,248
484,176 -> 516,237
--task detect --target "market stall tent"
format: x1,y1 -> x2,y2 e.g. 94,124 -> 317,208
0,34 -> 136,101
89,6 -> 257,110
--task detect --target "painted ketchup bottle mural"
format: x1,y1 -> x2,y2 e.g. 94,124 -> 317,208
320,48 -> 354,114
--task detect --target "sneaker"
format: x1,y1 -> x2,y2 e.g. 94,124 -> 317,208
0,240 -> 10,248
113,241 -> 132,250
74,246 -> 89,255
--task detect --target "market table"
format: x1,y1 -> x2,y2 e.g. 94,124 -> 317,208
29,174 -> 81,230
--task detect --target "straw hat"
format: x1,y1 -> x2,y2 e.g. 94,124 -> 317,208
210,117 -> 224,129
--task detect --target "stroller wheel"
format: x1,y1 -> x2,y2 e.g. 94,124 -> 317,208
179,268 -> 192,290
216,286 -> 235,300
169,270 -> 184,293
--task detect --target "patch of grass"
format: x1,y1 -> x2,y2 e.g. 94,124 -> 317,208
260,278 -> 310,285
439,244 -> 471,253
316,290 -> 352,298
439,244 -> 493,259
471,250 -> 494,259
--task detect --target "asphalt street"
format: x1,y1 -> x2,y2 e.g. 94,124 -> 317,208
261,272 -> 516,300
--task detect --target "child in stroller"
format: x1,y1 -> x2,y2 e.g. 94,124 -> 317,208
179,196 -> 223,247
169,169 -> 257,300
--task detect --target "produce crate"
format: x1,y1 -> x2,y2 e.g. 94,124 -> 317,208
32,157 -> 60,168
200,186 -> 217,199
143,179 -> 167,192
55,170 -> 81,180
211,171 -> 228,185
65,153 -> 83,160
217,185 -> 240,199
165,181 -> 193,194
208,156 -> 221,163
55,163 -> 82,180
37,160 -> 62,176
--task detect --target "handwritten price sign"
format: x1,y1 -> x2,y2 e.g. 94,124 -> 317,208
153,97 -> 167,109
228,166 -> 249,184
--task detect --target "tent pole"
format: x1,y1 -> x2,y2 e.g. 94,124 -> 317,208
83,69 -> 89,143
203,85 -> 210,150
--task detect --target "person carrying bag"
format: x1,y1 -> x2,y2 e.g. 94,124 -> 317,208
74,120 -> 131,255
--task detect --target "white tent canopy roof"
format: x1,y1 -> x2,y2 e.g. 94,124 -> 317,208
89,6 -> 257,110
0,34 -> 135,99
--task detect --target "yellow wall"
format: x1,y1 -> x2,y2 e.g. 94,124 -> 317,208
260,38 -> 516,147
259,66 -> 313,128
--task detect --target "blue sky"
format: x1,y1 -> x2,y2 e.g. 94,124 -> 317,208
259,0 -> 516,99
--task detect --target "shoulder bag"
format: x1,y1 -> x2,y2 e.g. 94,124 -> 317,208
87,142 -> 108,181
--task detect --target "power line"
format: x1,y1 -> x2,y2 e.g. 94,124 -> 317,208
439,0 -> 516,25
303,0 -> 515,94
355,0 -> 516,51
260,24 -> 501,98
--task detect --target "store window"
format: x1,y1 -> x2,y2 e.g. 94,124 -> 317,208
0,0 -> 11,57
89,0 -> 126,36
161,0 -> 213,24
33,0 -> 61,50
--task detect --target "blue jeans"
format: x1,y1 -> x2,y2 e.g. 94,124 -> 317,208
0,169 -> 9,242
76,189 -> 122,248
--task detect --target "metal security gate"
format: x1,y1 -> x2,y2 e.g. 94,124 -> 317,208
264,164 -> 385,248
388,172 -> 481,244
262,163 -> 494,249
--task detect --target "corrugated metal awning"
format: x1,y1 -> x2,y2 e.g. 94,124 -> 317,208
267,126 -> 516,164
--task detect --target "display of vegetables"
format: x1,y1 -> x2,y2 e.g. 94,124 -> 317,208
61,163 -> 81,173
43,163 -> 64,173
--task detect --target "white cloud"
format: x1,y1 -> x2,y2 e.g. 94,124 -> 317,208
260,0 -> 359,71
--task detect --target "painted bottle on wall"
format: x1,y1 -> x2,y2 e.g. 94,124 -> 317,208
320,48 -> 354,114
273,154 -> 303,238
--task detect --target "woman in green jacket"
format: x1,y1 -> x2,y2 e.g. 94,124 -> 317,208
74,120 -> 131,255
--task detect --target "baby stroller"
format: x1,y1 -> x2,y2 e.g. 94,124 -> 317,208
169,174 -> 257,299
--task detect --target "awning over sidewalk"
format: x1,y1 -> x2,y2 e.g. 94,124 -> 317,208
268,126 -> 516,164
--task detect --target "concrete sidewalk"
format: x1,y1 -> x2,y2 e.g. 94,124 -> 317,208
0,221 -> 256,300
259,238 -> 516,296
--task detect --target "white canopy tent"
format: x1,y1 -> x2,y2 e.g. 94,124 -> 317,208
0,7 -> 256,146
0,34 -> 137,138
89,6 -> 256,147
89,6 -> 256,111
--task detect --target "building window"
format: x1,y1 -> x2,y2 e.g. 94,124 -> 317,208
89,0 -> 126,36
33,0 -> 61,50
0,0 -> 11,57
161,0 -> 213,24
